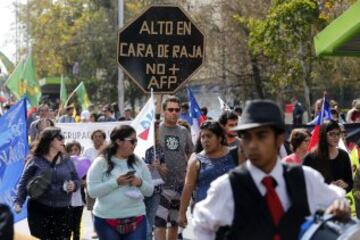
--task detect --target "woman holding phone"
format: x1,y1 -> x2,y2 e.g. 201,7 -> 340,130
87,125 -> 154,240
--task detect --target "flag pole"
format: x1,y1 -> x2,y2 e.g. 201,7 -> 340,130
151,89 -> 157,162
64,82 -> 82,108
58,82 -> 81,118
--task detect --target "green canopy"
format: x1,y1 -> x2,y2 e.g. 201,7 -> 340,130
314,1 -> 360,57
39,76 -> 62,86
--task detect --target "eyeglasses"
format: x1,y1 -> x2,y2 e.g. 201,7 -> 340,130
327,131 -> 341,137
54,135 -> 64,141
124,138 -> 137,145
167,108 -> 180,113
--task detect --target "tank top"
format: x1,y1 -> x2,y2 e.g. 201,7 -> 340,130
196,151 -> 236,203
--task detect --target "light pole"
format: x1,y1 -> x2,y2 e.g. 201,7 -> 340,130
117,0 -> 125,117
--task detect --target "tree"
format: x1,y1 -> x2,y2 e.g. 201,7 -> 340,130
239,0 -> 360,113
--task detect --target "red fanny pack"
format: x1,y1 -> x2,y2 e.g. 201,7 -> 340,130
106,215 -> 145,234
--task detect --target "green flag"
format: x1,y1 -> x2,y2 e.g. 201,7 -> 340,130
5,59 -> 25,99
60,76 -> 68,106
0,51 -> 15,73
74,82 -> 91,110
5,54 -> 41,106
23,54 -> 41,106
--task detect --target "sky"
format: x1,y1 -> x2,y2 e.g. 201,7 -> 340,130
0,0 -> 18,63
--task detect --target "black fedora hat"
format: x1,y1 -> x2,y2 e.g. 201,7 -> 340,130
233,99 -> 285,132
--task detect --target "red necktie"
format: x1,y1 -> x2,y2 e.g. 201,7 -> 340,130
262,176 -> 284,240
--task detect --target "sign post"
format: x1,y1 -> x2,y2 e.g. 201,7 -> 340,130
117,5 -> 205,94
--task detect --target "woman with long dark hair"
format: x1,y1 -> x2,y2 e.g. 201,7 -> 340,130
303,120 -> 353,192
177,121 -> 238,228
15,127 -> 80,239
87,125 -> 153,240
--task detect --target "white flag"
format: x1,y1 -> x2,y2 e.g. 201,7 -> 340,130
218,96 -> 230,111
131,93 -> 156,159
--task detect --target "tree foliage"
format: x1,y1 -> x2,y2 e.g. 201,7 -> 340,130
17,0 -> 360,110
230,0 -> 360,109
17,0 -> 190,106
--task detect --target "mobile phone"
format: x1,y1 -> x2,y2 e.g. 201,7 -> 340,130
125,170 -> 136,176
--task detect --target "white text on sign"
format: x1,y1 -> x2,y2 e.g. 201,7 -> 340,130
139,21 -> 191,35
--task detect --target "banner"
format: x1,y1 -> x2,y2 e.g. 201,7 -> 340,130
0,98 -> 28,222
56,121 -> 130,151
57,121 -> 155,159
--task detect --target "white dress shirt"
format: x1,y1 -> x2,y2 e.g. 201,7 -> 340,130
192,159 -> 346,240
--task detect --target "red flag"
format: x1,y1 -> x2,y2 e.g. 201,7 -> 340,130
307,125 -> 321,152
307,95 -> 332,152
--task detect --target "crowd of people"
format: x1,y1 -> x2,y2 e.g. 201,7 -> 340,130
293,97 -> 360,125
0,94 -> 358,240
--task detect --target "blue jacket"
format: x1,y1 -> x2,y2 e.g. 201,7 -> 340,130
16,155 -> 80,208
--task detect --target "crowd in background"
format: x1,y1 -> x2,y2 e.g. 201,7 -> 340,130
0,94 -> 359,239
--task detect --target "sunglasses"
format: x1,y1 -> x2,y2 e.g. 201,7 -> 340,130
54,135 -> 64,141
327,131 -> 341,137
200,121 -> 213,129
167,108 -> 180,113
124,138 -> 137,145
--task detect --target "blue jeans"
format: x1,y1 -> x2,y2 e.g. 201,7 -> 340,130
94,215 -> 147,240
144,192 -> 161,240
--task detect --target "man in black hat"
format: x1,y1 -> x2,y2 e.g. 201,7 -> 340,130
192,99 -> 350,240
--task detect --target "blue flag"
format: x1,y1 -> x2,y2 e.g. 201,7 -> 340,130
0,97 -> 28,222
316,96 -> 332,125
187,87 -> 205,143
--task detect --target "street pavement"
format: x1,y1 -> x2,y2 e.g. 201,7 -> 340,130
15,208 -> 195,240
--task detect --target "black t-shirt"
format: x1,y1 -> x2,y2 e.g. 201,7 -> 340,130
303,148 -> 353,192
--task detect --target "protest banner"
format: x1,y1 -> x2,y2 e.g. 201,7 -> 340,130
56,121 -> 130,151
0,98 -> 28,222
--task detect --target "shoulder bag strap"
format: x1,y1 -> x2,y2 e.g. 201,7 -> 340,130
50,153 -> 61,168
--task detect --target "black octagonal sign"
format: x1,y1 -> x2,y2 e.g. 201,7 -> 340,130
117,5 -> 205,93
